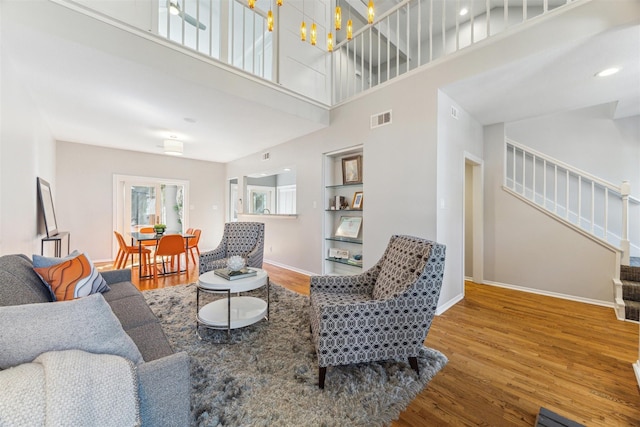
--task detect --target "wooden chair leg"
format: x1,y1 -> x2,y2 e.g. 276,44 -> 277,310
408,357 -> 419,375
319,367 -> 327,389
114,251 -> 123,269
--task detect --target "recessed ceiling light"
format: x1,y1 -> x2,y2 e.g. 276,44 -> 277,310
163,140 -> 183,156
595,67 -> 620,77
459,7 -> 469,16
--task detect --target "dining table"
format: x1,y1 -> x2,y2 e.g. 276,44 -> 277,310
130,231 -> 196,280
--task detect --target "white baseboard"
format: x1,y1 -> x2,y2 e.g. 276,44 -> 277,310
634,361 -> 640,389
436,293 -> 464,315
482,280 -> 614,308
263,258 -> 314,277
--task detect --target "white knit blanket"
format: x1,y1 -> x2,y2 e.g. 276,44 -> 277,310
0,349 -> 140,427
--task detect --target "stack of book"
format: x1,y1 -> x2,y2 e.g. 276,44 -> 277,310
347,258 -> 363,267
214,267 -> 257,281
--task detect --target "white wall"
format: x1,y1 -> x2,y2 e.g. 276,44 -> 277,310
56,142 -> 226,261
227,0 -> 636,311
0,51 -> 56,256
278,0 -> 331,103
483,124 -> 619,304
437,91 -> 484,307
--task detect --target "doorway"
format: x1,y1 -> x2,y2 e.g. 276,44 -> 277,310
113,175 -> 189,256
464,154 -> 483,284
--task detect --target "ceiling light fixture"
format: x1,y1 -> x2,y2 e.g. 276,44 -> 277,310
595,67 -> 620,77
300,0 -> 306,41
268,8 -> 274,32
327,32 -> 334,52
163,140 -> 183,156
346,3 -> 353,41
367,0 -> 375,24
311,22 -> 317,46
459,7 -> 469,16
335,6 -> 342,31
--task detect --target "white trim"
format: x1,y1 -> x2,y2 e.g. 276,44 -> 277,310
633,361 -> 640,389
263,259 -> 313,277
464,152 -> 484,285
482,279 -> 614,308
436,293 -> 464,315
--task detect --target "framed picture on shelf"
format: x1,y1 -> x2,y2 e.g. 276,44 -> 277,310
342,155 -> 362,184
352,191 -> 363,209
335,216 -> 362,239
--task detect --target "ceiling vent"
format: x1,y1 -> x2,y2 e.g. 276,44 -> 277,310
261,152 -> 270,161
371,110 -> 392,129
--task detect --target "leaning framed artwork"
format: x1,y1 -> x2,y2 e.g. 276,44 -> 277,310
335,216 -> 362,239
341,155 -> 362,184
37,177 -> 59,237
352,191 -> 363,209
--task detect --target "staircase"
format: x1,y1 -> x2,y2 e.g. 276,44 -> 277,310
620,258 -> 640,321
504,139 -> 639,321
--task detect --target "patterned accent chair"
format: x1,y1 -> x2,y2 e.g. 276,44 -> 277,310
309,235 -> 446,389
199,222 -> 265,274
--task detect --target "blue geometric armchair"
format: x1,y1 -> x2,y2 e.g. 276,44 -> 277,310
198,222 -> 265,274
309,235 -> 446,389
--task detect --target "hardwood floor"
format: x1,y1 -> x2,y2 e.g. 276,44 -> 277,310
102,260 -> 640,426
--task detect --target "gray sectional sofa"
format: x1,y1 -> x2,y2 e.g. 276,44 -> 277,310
0,254 -> 190,426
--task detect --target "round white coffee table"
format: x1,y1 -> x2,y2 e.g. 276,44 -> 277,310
196,268 -> 269,339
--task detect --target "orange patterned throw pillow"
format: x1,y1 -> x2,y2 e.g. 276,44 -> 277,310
34,253 -> 109,301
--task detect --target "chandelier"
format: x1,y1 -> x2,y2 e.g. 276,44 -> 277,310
248,0 -> 374,52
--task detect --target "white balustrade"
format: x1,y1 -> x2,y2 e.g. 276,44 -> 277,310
505,139 -> 637,263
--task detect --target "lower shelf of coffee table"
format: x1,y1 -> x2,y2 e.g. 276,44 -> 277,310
197,296 -> 267,329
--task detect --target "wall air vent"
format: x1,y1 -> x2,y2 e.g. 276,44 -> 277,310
451,106 -> 458,119
261,152 -> 270,161
371,110 -> 392,129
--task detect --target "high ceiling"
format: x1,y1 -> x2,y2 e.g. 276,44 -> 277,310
2,0 -> 330,163
2,0 -> 638,163
443,23 -> 640,124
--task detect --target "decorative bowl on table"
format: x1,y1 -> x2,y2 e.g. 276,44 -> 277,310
153,224 -> 166,235
227,256 -> 246,272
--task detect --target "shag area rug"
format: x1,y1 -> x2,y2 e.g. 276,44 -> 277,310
143,283 -> 447,427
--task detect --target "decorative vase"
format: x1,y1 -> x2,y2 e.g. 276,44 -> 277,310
227,256 -> 245,272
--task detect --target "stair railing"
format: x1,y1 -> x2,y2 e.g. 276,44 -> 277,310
504,138 -> 637,264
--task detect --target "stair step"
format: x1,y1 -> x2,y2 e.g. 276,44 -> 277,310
621,264 -> 640,282
622,280 -> 640,302
624,299 -> 640,322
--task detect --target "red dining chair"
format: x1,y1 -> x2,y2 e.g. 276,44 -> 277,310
153,234 -> 187,278
114,231 -> 151,275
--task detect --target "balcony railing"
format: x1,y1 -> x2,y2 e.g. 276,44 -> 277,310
59,0 -> 580,105
332,0 -> 578,104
